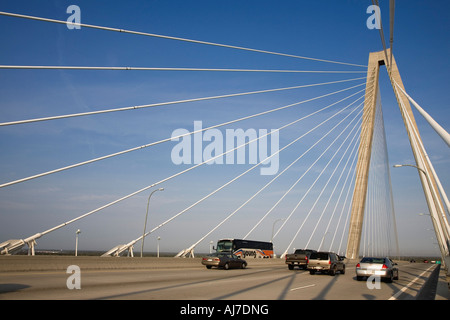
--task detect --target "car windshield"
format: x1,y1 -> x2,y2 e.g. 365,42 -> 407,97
309,252 -> 329,260
360,257 -> 385,264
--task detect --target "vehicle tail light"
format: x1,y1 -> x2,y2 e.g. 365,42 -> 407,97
305,257 -> 308,264
356,263 -> 360,268
214,258 -> 220,262
382,264 -> 388,269
328,260 -> 331,264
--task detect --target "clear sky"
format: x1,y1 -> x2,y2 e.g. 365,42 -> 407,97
0,0 -> 448,257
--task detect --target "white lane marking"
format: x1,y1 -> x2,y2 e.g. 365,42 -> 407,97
290,284 -> 316,291
389,265 -> 435,300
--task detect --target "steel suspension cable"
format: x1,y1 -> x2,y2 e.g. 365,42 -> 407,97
315,123 -> 361,251
276,80 -> 373,254
271,81 -> 375,243
0,82 -> 365,189
334,91 -> 377,256
280,107 -> 364,255
0,65 -> 366,74
178,94 -> 365,256
304,118 -> 362,250
272,102 -> 366,245
0,77 -> 364,127
19,88 -> 364,245
0,11 -> 367,68
328,137 -> 359,253
244,97 -> 366,240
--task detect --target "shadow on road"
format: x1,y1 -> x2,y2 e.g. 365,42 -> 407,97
96,266 -> 283,299
212,272 -> 298,300
0,283 -> 30,294
311,275 -> 339,300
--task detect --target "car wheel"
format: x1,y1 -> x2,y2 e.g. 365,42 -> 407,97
224,263 -> 230,270
394,271 -> 399,280
309,270 -> 316,275
288,264 -> 294,270
386,272 -> 393,283
206,266 -> 212,269
241,262 -> 247,269
329,266 -> 336,276
356,276 -> 364,281
341,265 -> 345,274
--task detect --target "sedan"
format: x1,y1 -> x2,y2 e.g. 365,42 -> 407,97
356,257 -> 399,282
201,253 -> 247,270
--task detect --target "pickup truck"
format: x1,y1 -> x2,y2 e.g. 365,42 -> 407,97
285,249 -> 316,270
307,251 -> 345,276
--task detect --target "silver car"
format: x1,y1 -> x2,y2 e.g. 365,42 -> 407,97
356,257 -> 399,282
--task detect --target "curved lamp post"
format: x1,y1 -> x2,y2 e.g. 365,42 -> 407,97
141,188 -> 164,257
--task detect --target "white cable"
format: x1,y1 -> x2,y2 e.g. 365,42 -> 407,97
395,86 -> 450,251
180,94 -> 365,255
0,65 -> 367,74
280,107 -> 364,255
0,77 -> 365,127
246,97 -> 367,239
21,89 -> 365,243
337,165 -> 358,255
272,102 -> 365,244
316,123 -> 361,251
0,83 -> 365,189
337,84 -> 375,256
299,114 -> 362,250
394,81 -> 450,147
0,11 -> 367,68
328,137 -> 359,253
270,79 -> 375,243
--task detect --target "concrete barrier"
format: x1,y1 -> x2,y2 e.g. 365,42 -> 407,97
0,255 -> 285,272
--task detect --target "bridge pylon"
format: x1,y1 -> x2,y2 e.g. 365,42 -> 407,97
346,49 -> 450,263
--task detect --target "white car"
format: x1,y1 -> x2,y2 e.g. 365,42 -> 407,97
356,257 -> 399,282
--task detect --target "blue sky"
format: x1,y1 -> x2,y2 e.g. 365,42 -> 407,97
0,0 -> 448,256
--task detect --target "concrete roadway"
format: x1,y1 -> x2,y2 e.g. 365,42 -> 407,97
0,256 -> 447,300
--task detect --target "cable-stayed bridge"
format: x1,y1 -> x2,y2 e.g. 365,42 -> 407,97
0,3 -> 449,269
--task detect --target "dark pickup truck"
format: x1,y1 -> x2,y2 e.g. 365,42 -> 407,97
285,249 -> 317,270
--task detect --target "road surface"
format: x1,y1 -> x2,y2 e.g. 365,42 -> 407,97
0,256 -> 445,301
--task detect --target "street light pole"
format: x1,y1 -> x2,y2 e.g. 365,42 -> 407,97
75,229 -> 81,257
141,188 -> 164,258
157,236 -> 161,258
271,219 -> 285,243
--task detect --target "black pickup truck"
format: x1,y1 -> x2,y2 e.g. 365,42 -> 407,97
285,249 -> 317,270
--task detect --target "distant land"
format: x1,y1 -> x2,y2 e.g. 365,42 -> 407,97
7,249 -> 442,264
